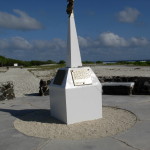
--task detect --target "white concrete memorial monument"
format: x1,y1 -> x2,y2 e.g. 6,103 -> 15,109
50,0 -> 102,124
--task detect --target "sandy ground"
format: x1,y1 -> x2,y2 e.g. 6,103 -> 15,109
0,68 -> 40,97
30,65 -> 150,80
91,65 -> 150,77
30,69 -> 57,80
0,65 -> 150,98
14,107 -> 137,140
0,67 -> 7,72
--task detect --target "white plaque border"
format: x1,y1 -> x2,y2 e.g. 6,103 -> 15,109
71,68 -> 92,86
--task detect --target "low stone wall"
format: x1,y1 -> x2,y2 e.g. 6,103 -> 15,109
98,76 -> 150,95
39,76 -> 150,96
0,81 -> 15,101
102,82 -> 134,95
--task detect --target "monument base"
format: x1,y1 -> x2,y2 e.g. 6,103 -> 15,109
50,67 -> 102,124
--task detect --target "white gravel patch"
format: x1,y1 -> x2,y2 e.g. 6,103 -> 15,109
0,67 -> 8,72
30,69 -> 57,80
14,107 -> 137,140
31,66 -> 150,79
91,65 -> 150,77
0,68 -> 40,97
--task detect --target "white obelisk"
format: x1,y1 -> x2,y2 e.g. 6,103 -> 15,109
50,1 -> 102,124
66,12 -> 82,68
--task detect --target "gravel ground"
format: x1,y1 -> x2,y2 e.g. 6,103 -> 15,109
0,67 -> 8,72
31,65 -> 150,79
14,107 -> 137,140
91,65 -> 150,77
0,68 -> 40,97
30,69 -> 57,80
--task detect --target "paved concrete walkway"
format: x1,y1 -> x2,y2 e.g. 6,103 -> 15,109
0,95 -> 150,150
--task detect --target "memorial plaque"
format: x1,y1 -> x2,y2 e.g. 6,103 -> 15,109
53,70 -> 66,85
71,68 -> 92,86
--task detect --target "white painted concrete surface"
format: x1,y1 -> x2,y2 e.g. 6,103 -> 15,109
50,67 -> 102,124
66,13 -> 82,68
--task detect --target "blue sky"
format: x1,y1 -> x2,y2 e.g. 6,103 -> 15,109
0,0 -> 149,61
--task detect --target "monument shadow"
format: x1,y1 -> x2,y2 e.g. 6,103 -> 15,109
0,108 -> 64,124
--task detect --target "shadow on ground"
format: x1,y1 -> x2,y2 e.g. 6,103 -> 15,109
25,93 -> 40,96
0,108 -> 63,124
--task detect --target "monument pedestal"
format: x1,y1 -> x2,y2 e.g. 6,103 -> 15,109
50,67 -> 102,124
50,7 -> 102,124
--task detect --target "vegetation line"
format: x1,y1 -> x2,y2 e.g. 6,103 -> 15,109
0,55 -> 150,68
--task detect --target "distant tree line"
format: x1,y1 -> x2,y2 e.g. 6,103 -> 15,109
1,55 -> 149,67
0,55 -> 56,67
0,56 -> 103,67
115,61 -> 150,66
82,61 -> 103,64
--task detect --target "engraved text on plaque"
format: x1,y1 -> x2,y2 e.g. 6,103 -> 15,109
71,68 -> 92,86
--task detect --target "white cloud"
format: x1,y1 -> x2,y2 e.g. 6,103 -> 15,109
0,37 -> 66,61
11,37 -> 33,49
0,37 -> 66,50
0,33 -> 150,61
77,33 -> 150,61
0,9 -> 43,30
79,32 -> 150,48
117,7 -> 140,23
78,36 -> 90,48
0,37 -> 32,50
99,32 -> 128,47
32,38 -> 66,50
130,37 -> 149,46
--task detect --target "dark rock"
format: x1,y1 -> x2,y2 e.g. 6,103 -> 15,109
39,79 -> 51,96
0,81 -> 15,101
6,93 -> 15,100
